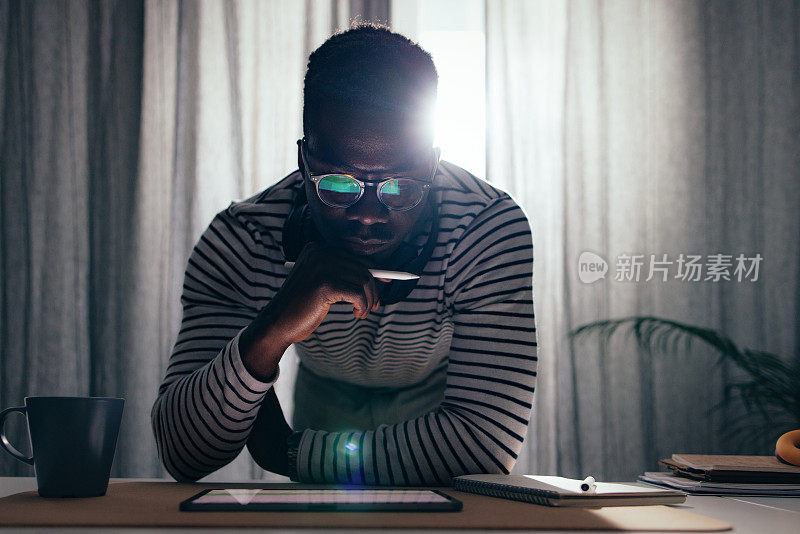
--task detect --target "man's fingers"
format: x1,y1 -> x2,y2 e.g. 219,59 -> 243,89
336,270 -> 377,318
297,245 -> 379,319
331,282 -> 370,319
364,275 -> 380,313
355,289 -> 369,319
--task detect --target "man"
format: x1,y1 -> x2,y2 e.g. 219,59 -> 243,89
151,24 -> 537,485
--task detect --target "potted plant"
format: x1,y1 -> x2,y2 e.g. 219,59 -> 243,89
569,316 -> 800,454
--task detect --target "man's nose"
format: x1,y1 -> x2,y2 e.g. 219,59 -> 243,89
346,186 -> 389,225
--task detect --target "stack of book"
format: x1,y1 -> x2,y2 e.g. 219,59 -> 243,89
640,454 -> 800,496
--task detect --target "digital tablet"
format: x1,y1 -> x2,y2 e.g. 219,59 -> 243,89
179,488 -> 463,512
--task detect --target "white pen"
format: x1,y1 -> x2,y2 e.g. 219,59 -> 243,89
283,262 -> 419,281
580,476 -> 597,492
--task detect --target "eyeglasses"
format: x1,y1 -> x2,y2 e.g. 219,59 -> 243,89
298,138 -> 440,211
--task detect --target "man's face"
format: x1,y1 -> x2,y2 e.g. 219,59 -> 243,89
300,110 -> 435,264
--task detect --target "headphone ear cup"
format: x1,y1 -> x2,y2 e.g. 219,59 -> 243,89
377,278 -> 418,305
282,187 -> 309,262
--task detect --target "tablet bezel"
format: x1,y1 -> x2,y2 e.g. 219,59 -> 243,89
179,488 -> 463,512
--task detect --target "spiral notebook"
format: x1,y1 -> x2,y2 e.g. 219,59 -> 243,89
453,475 -> 686,507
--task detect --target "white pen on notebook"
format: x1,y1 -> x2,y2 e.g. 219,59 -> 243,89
580,476 -> 597,493
283,262 -> 419,281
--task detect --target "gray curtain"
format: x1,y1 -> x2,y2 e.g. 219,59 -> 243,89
0,0 -> 390,479
5,0 -> 797,484
487,0 -> 800,481
1,0 -> 145,477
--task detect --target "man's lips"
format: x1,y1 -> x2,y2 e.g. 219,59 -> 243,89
346,237 -> 389,245
344,236 -> 391,254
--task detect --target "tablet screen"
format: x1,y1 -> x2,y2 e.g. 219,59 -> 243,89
180,488 -> 462,512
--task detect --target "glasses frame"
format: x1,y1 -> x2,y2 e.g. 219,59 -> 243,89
298,138 -> 441,212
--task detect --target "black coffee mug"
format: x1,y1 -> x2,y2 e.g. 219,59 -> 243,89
0,396 -> 124,497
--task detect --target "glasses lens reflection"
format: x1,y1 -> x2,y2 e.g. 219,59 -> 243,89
379,179 -> 424,210
316,175 -> 425,210
318,175 -> 361,206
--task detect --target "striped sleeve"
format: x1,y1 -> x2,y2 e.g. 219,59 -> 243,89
291,197 -> 538,484
150,207 -> 278,482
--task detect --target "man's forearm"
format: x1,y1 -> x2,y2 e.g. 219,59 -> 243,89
239,306 -> 291,381
151,331 -> 276,482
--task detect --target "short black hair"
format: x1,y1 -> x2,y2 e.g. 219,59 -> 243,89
302,22 -> 438,140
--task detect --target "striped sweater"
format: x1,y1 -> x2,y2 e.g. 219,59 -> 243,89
151,161 -> 538,484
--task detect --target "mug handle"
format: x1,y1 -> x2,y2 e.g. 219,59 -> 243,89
0,407 -> 34,465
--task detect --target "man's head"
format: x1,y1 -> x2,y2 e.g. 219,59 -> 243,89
300,23 -> 439,262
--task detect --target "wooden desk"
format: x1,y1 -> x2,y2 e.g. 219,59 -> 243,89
0,477 -> 797,533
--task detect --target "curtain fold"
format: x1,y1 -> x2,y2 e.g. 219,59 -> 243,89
1,0 -> 391,479
487,0 -> 800,480
1,0 -> 145,477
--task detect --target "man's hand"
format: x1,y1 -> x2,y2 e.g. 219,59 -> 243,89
239,241 -> 381,380
246,388 -> 293,476
271,240 -> 381,334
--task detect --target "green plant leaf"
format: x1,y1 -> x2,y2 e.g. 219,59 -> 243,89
569,316 -> 800,446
